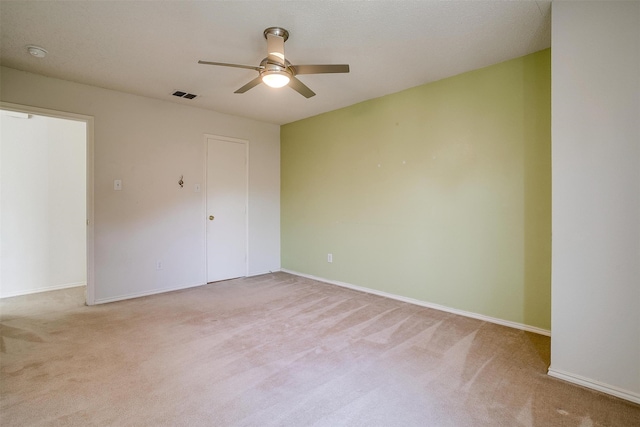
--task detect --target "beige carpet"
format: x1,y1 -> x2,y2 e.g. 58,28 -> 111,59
1,272 -> 638,426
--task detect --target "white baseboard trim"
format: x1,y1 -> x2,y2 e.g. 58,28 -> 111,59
280,269 -> 551,337
94,270 -> 284,304
247,269 -> 282,277
93,281 -> 206,305
548,367 -> 640,404
1,282 -> 86,299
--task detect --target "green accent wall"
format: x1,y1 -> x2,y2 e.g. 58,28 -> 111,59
281,49 -> 551,330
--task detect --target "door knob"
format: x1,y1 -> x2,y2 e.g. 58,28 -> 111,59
209,215 -> 215,220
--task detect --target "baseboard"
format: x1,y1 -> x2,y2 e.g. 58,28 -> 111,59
0,282 -> 86,299
548,368 -> 640,404
93,281 -> 206,305
247,269 -> 282,277
94,270 -> 283,305
280,269 -> 551,337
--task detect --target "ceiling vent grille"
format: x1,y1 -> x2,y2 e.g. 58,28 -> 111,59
172,91 -> 198,100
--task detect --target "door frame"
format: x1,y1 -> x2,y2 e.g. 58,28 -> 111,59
203,134 -> 249,283
1,101 -> 96,305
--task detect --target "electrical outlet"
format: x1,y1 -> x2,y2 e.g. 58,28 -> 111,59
156,260 -> 162,270
327,253 -> 333,263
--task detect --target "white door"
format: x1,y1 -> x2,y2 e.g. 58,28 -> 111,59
206,136 -> 248,282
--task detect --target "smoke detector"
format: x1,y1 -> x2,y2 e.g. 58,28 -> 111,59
26,45 -> 47,58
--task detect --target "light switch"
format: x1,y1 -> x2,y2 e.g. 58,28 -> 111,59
114,180 -> 122,191
194,184 -> 201,193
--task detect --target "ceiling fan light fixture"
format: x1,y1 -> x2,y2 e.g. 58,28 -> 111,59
261,71 -> 290,88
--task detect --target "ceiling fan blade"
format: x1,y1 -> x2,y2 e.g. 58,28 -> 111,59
234,76 -> 263,94
290,64 -> 350,75
266,33 -> 285,65
198,60 -> 262,71
288,76 -> 316,98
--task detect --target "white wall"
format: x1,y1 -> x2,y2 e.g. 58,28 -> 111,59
0,66 -> 280,303
1,112 -> 86,297
550,1 -> 640,403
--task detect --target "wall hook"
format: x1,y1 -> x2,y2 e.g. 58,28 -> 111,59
178,175 -> 184,188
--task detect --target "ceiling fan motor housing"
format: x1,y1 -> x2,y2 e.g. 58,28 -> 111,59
260,58 -> 293,76
259,58 -> 292,88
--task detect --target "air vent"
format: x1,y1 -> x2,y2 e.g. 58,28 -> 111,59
172,90 -> 198,100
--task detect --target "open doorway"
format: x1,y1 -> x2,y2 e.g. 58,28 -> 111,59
0,103 -> 94,304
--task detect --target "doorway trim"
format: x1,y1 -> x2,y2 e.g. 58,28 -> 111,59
203,134 -> 249,283
1,102 -> 96,305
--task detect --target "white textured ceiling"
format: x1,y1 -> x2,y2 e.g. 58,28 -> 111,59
0,1 -> 550,125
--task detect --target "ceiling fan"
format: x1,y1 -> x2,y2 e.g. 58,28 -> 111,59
198,27 -> 350,98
